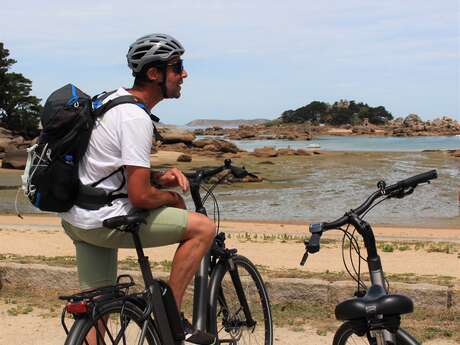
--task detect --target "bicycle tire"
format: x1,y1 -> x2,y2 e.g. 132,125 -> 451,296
333,321 -> 420,345
64,299 -> 160,345
212,255 -> 273,345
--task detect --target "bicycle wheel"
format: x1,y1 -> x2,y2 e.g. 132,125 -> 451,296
333,321 -> 420,345
64,299 -> 160,345
213,255 -> 273,345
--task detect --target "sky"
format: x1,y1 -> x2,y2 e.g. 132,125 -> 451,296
3,0 -> 460,125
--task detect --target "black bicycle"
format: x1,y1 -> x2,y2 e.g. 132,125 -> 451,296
300,169 -> 438,345
59,159 -> 273,345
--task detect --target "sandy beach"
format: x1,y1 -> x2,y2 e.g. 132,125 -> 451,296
0,214 -> 458,277
0,214 -> 459,344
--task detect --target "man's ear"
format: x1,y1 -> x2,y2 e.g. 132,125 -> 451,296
146,67 -> 163,83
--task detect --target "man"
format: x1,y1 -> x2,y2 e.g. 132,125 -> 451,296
61,33 -> 215,344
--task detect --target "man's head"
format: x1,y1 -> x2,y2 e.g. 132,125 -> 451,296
127,33 -> 187,99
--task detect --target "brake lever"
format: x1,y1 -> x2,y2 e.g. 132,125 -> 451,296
300,237 -> 314,266
300,246 -> 309,266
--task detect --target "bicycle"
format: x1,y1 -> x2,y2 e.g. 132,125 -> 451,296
59,159 -> 273,345
300,169 -> 438,345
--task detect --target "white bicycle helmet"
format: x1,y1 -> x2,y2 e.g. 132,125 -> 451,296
127,33 -> 185,74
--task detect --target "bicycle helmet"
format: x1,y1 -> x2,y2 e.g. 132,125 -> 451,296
127,33 -> 185,74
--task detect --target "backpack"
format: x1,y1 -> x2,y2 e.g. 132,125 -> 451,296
21,84 -> 159,212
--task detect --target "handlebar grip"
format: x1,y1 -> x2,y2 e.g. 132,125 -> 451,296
231,165 -> 248,178
387,169 -> 437,193
308,233 -> 321,253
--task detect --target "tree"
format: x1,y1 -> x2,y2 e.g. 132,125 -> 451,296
0,42 -> 41,138
278,99 -> 393,126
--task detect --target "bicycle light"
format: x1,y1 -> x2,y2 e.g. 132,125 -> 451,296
66,301 -> 88,314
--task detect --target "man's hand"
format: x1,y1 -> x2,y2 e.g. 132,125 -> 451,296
156,168 -> 189,192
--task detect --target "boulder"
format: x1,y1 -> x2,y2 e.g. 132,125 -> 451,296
403,114 -> 423,127
251,147 -> 278,158
2,148 -> 27,169
159,142 -> 189,152
177,154 -> 192,162
294,149 -> 313,156
0,138 -> 12,153
203,126 -> 225,136
450,150 -> 460,158
277,148 -> 296,156
0,127 -> 15,152
158,127 -> 195,144
192,139 -> 239,153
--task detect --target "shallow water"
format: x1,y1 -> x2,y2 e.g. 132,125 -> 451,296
186,152 -> 460,227
3,152 -> 459,227
229,135 -> 460,152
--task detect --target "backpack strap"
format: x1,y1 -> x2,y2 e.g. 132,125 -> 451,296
76,93 -> 162,210
93,93 -> 163,141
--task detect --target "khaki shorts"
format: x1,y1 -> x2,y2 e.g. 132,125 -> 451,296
62,207 -> 188,290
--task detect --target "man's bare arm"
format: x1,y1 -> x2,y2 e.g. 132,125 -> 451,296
126,165 -> 185,209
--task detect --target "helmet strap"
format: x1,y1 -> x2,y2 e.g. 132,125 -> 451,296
159,65 -> 169,99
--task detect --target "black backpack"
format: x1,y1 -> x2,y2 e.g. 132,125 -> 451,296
22,84 -> 158,212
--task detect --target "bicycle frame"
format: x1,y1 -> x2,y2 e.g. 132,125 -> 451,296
348,213 -> 417,345
189,174 -> 255,337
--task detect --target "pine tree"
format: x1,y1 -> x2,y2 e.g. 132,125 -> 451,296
0,42 -> 41,139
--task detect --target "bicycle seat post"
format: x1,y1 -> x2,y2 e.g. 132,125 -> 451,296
129,224 -> 155,287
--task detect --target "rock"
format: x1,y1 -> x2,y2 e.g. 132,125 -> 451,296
202,144 -> 219,152
177,154 -> 192,162
0,127 -> 15,152
403,114 -> 423,127
192,139 -> 239,153
294,149 -> 312,156
277,148 -> 296,156
0,138 -> 12,152
159,142 -> 189,152
251,147 -> 278,158
233,130 -> 256,139
2,148 -> 27,169
203,126 -> 225,136
450,150 -> 460,158
158,127 -> 195,144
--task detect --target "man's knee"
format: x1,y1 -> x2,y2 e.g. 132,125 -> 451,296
183,212 -> 216,242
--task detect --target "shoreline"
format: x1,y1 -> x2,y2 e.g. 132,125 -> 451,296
1,213 -> 458,238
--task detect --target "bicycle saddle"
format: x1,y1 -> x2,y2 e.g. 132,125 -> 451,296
335,285 -> 414,321
103,210 -> 148,229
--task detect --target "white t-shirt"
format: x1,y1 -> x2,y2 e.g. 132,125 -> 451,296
60,88 -> 153,229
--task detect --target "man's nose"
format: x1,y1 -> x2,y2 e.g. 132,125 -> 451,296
182,69 -> 188,78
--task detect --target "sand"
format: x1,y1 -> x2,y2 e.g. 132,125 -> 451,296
0,214 -> 458,344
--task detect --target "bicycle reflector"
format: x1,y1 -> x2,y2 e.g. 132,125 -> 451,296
66,301 -> 88,314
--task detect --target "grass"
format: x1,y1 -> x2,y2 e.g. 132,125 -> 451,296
270,299 -> 460,343
0,253 -> 174,273
0,284 -> 458,342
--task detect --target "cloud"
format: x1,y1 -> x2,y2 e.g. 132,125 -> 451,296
3,0 -> 459,122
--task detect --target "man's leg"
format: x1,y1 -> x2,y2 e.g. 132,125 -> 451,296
168,212 -> 216,308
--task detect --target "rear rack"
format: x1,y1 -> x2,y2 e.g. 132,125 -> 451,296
60,275 -> 136,335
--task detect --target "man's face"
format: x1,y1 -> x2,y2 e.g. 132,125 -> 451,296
165,57 -> 188,98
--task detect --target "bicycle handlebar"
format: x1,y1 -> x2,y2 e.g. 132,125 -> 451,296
322,169 -> 437,231
185,159 -> 253,183
384,169 -> 437,194
300,170 -> 437,263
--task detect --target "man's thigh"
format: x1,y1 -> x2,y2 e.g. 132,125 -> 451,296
63,207 -> 189,249
63,221 -> 117,290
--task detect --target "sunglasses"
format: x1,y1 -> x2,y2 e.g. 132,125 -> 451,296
167,59 -> 184,74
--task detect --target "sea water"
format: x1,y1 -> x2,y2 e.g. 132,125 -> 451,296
229,135 -> 460,152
